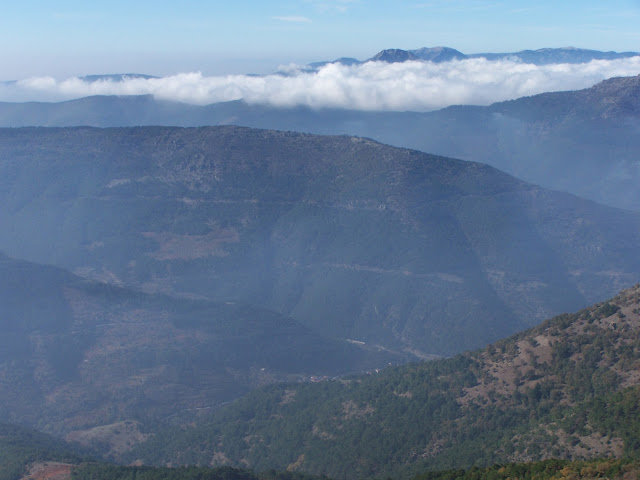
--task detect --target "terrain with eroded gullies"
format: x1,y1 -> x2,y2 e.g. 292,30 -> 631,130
1,126 -> 639,359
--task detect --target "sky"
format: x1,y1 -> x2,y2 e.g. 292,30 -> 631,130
2,0 -> 640,78
1,0 -> 640,110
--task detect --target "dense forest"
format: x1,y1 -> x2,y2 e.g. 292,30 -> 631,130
123,286 -> 640,479
60,459 -> 640,480
0,423 -> 86,480
70,465 -> 326,480
3,424 -> 639,480
413,459 -> 640,480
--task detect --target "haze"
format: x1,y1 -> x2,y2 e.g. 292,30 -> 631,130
4,1 -> 640,478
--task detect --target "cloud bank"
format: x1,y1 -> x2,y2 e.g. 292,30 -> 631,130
2,57 -> 640,111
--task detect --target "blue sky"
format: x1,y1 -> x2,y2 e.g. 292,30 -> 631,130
2,0 -> 640,78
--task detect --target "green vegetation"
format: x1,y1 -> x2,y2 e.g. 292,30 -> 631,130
63,459 -> 640,480
3,420 -> 640,480
0,423 -> 85,480
125,286 -> 640,479
413,458 -> 640,480
71,464 -> 325,480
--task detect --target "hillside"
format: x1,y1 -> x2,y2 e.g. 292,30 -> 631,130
0,423 -> 85,480
127,285 -> 640,479
420,75 -> 640,208
0,422 -> 323,480
1,76 -> 639,209
413,459 -> 640,480
1,127 -> 639,357
0,252 -> 398,447
5,422 -> 639,480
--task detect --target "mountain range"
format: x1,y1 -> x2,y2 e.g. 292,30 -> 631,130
5,275 -> 640,480
1,126 -> 639,361
1,76 -> 639,210
309,46 -> 638,68
4,420 -> 640,480
2,52 -> 640,480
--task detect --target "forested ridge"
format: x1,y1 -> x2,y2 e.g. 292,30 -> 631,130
3,424 -> 639,480
1,126 -> 639,359
69,465 -> 325,480
124,286 -> 640,479
0,423 -> 86,480
62,459 -> 640,480
412,458 -> 640,480
2,75 -> 639,210
5,441 -> 640,480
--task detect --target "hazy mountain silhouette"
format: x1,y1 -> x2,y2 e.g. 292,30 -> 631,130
0,126 -> 639,359
312,46 -> 639,67
0,251 -> 399,438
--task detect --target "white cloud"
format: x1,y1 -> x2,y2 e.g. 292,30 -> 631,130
1,57 -> 640,111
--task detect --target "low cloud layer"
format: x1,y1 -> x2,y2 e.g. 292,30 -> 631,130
2,57 -> 640,111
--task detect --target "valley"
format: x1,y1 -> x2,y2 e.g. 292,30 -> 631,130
1,121 -> 640,478
0,252 -> 399,446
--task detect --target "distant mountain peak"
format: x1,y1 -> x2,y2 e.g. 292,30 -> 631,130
410,46 -> 466,62
368,48 -> 419,63
308,57 -> 362,69
311,46 -> 639,68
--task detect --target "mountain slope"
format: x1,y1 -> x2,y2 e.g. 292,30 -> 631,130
0,252 -> 398,443
0,422 -> 325,480
0,423 -> 86,480
1,127 -> 639,357
413,459 -> 640,480
1,76 -> 639,209
410,75 -> 640,210
128,285 -> 640,479
367,49 -> 419,63
411,46 -> 466,62
1,126 -> 640,356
